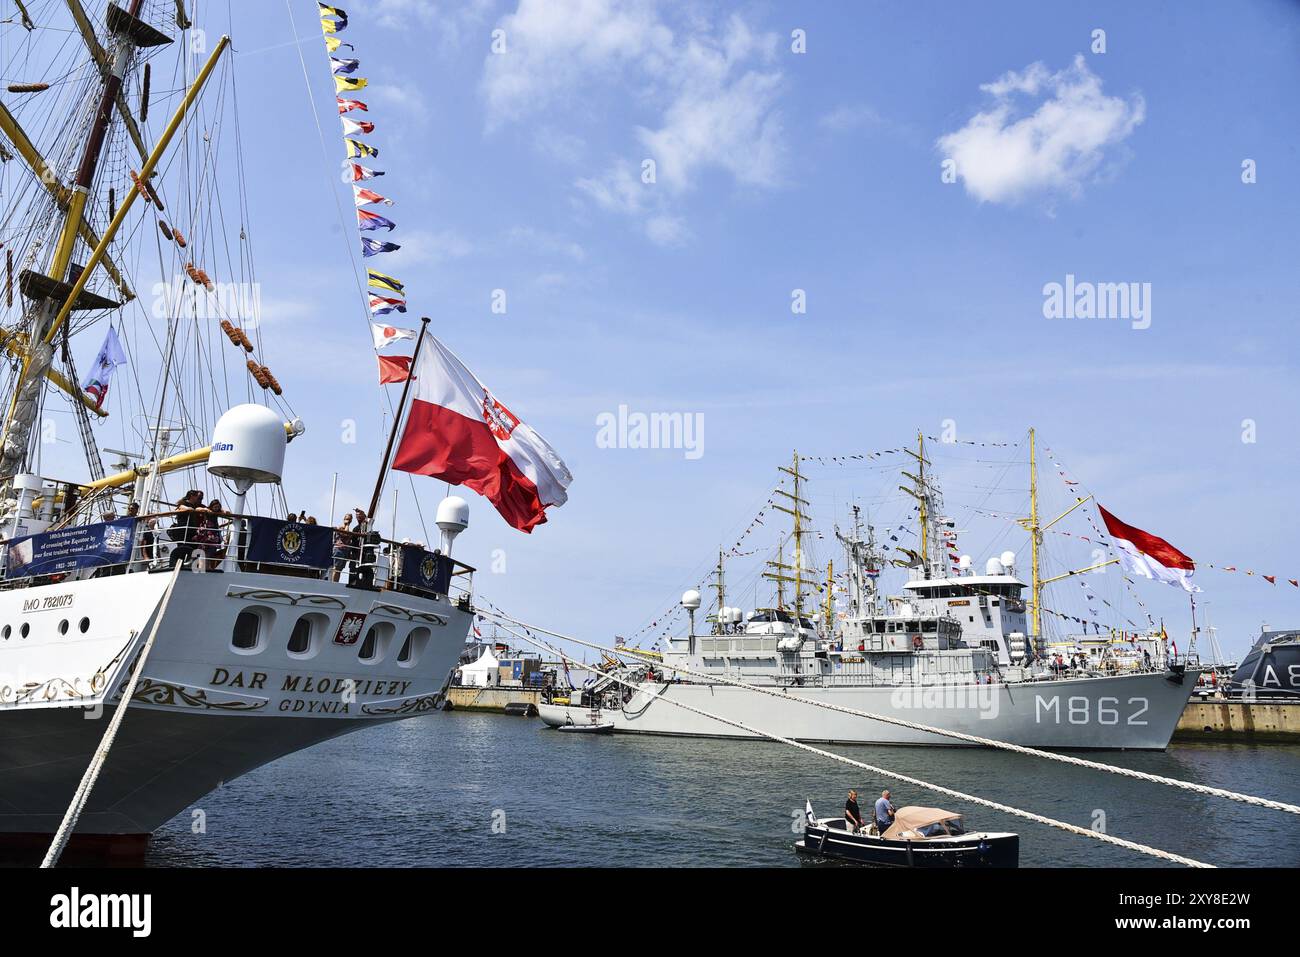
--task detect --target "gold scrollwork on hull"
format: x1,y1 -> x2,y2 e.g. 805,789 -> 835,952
225,587 -> 348,609
361,694 -> 442,717
369,602 -> 448,626
131,678 -> 267,711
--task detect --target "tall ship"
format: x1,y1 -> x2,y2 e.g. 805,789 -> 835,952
540,433 -> 1199,748
0,2 -> 523,856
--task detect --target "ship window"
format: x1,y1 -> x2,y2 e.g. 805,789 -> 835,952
20,623 -> 29,638
358,623 -> 394,663
58,619 -> 69,635
79,617 -> 90,633
232,612 -> 260,650
288,617 -> 312,655
1,625 -> 8,640
398,627 -> 431,667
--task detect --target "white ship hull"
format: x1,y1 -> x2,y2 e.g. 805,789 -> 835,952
538,670 -> 1198,750
0,567 -> 471,843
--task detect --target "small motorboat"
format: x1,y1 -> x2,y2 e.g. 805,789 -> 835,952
796,801 -> 1019,868
552,709 -> 615,734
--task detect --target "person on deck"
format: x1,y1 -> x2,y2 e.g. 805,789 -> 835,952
168,490 -> 204,569
874,789 -> 896,834
331,512 -> 354,583
844,789 -> 865,834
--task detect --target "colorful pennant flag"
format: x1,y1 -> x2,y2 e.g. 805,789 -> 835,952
337,97 -> 368,114
361,237 -> 400,257
324,37 -> 352,53
367,269 -> 404,294
371,322 -> 416,349
353,185 -> 392,206
358,209 -> 396,231
346,138 -> 379,159
377,354 -> 412,385
319,3 -> 348,32
334,76 -> 368,94
348,163 -> 384,181
342,117 -> 374,136
369,294 -> 407,315
330,57 -> 360,75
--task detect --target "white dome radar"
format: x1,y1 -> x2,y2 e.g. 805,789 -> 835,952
208,404 -> 286,489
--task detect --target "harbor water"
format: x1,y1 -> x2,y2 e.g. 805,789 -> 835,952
144,712 -> 1300,868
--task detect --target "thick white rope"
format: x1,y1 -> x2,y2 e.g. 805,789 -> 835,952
41,564 -> 182,868
490,616 -> 1212,868
481,607 -> 1300,818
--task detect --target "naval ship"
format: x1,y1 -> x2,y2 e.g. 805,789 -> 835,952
0,2 -> 477,855
540,434 -> 1198,748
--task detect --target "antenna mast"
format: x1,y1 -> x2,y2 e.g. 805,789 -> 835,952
765,451 -> 812,618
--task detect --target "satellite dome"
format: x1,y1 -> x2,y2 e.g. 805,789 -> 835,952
208,404 -> 285,486
436,496 -> 470,535
958,554 -> 972,570
985,557 -> 1004,576
1000,550 -> 1017,571
681,589 -> 702,610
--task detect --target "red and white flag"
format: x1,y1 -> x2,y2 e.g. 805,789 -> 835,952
391,333 -> 572,532
371,322 -> 415,349
1098,505 -> 1200,593
353,185 -> 392,207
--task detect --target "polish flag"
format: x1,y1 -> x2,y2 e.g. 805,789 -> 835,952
391,333 -> 572,532
377,354 -> 412,384
1098,505 -> 1200,593
371,322 -> 415,349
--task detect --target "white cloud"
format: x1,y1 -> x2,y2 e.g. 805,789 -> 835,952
506,226 -> 587,262
384,229 -> 474,269
818,104 -> 879,133
483,2 -> 785,244
936,54 -> 1145,205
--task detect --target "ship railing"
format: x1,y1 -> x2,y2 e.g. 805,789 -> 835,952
0,511 -> 474,605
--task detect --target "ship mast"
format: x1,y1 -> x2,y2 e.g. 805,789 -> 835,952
711,547 -> 726,634
1029,427 -> 1042,644
765,451 -> 811,618
0,1 -> 180,479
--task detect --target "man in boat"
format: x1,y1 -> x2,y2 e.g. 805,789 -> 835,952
844,789 -> 865,833
874,790 -> 896,834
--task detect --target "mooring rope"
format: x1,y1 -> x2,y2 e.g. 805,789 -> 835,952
480,607 -> 1300,818
488,615 -> 1212,868
41,564 -> 182,868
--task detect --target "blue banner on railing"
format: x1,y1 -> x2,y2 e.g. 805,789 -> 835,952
245,518 -> 333,569
5,518 -> 136,578
398,544 -> 452,594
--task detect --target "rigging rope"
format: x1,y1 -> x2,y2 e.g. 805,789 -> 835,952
486,614 -> 1212,868
479,607 -> 1300,819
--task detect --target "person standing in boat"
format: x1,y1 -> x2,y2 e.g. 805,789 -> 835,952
874,790 -> 896,833
844,789 -> 865,834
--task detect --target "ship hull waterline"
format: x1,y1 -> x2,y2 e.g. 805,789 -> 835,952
538,670 -> 1198,750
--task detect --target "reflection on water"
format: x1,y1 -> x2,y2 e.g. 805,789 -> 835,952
145,712 -> 1300,868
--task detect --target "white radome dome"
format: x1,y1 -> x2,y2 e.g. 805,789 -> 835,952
681,589 -> 702,610
985,557 -> 1004,576
436,496 -> 470,536
1000,550 -> 1017,571
208,404 -> 286,486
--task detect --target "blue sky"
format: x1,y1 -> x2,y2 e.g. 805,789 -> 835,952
14,0 -> 1299,661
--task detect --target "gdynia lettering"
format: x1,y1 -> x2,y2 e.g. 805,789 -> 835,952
1042,274 -> 1152,329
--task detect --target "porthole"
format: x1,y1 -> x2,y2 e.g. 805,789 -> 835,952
2,625 -> 9,640
79,617 -> 90,634
20,623 -> 29,638
397,627 -> 431,668
359,627 -> 378,661
357,622 -> 393,663
288,617 -> 312,655
232,611 -> 260,651
58,619 -> 69,635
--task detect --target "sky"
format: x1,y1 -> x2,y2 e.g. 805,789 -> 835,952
9,0 -> 1300,662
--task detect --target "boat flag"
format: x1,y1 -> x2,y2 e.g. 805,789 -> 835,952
353,185 -> 391,206
345,138 -> 378,159
358,209 -> 396,231
377,354 -> 412,385
1098,505 -> 1200,593
371,322 -> 415,348
369,294 -> 406,315
367,269 -> 403,294
337,97 -> 368,114
319,3 -> 348,32
391,333 -> 573,532
334,76 -> 368,94
324,37 -> 352,53
342,117 -> 375,136
804,800 -> 816,825
81,324 -> 127,409
330,57 -> 360,75
348,162 -> 383,181
361,237 -> 400,257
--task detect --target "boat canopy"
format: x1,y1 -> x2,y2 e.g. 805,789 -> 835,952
883,806 -> 963,840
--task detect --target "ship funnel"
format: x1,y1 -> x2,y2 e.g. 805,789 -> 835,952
436,496 -> 470,555
208,404 -> 286,491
